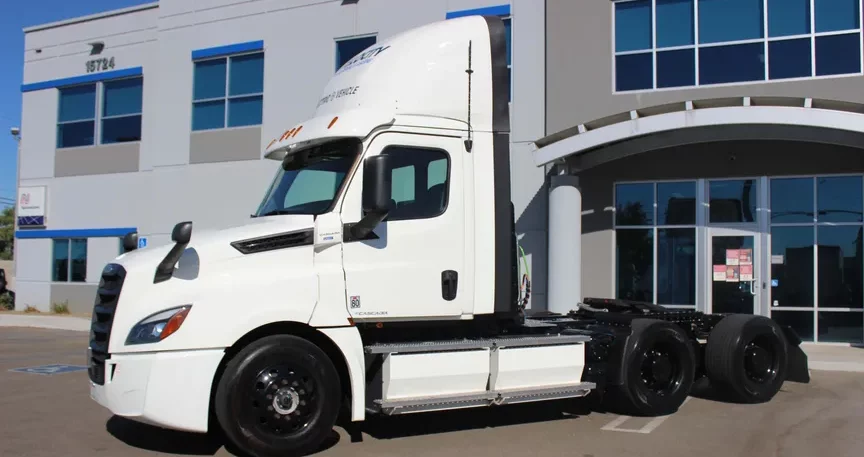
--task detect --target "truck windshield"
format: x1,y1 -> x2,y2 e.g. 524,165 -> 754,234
254,139 -> 360,217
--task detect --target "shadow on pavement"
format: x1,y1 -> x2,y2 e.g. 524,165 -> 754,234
343,398 -> 594,443
106,415 -> 341,457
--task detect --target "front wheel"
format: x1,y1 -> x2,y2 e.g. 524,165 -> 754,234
214,335 -> 342,457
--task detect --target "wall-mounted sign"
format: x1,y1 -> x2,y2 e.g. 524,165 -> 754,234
17,186 -> 46,228
85,56 -> 115,73
138,237 -> 147,249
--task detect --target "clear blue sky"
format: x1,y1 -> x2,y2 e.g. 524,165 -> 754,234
0,0 -> 154,209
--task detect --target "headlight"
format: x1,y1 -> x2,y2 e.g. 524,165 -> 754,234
126,305 -> 192,345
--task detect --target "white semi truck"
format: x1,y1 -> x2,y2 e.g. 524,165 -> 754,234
88,15 -> 810,457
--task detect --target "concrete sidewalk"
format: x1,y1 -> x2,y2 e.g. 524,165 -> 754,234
0,314 -> 90,332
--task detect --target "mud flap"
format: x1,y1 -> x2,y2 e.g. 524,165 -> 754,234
780,325 -> 810,384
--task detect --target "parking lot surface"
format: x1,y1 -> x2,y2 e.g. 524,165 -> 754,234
1,327 -> 862,457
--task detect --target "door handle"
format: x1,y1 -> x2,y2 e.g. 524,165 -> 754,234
442,270 -> 458,301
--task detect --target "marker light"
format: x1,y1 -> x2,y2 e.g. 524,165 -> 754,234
126,305 -> 192,345
328,116 -> 339,129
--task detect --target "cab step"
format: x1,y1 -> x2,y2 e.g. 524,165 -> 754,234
374,382 -> 596,415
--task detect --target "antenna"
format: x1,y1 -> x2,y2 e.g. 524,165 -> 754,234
464,40 -> 474,153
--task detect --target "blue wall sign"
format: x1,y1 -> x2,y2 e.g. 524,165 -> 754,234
138,237 -> 147,249
9,364 -> 88,376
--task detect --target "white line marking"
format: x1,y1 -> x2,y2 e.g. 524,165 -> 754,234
601,397 -> 692,434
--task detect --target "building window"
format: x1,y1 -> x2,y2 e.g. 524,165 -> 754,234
192,52 -> 264,131
615,181 -> 697,306
335,35 -> 377,70
57,77 -> 143,148
769,175 -> 864,343
52,238 -> 87,282
612,0 -> 863,91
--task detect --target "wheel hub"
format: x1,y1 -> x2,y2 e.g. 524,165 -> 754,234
273,387 -> 301,415
745,343 -> 773,381
650,355 -> 673,385
640,347 -> 678,395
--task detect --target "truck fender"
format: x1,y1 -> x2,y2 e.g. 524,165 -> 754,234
318,326 -> 366,422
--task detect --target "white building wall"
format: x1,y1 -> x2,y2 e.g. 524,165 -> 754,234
14,0 -> 548,312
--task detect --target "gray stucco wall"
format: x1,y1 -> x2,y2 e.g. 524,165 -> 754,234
545,0 -> 864,136
578,140 -> 864,299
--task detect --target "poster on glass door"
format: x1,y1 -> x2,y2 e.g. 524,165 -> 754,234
740,264 -> 753,281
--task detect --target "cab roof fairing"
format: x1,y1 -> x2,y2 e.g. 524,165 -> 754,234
263,15 -> 498,159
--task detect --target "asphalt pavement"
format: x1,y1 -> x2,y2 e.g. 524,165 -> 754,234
1,326 -> 863,457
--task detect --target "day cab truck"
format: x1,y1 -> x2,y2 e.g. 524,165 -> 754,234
88,14 -> 810,457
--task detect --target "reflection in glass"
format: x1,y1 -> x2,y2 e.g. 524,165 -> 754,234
770,310 -> 814,342
52,239 -> 69,282
817,312 -> 863,343
616,183 -> 654,225
817,226 -> 863,308
771,177 -> 814,223
817,176 -> 863,223
657,229 -> 696,305
616,229 -> 653,301
711,235 -> 755,314
658,181 -> 696,225
770,226 -> 814,307
710,179 -> 757,223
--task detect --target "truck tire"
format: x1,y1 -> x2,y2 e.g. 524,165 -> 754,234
214,334 -> 341,457
605,319 -> 695,416
705,314 -> 788,403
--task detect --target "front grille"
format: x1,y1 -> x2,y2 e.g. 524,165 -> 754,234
89,263 -> 127,385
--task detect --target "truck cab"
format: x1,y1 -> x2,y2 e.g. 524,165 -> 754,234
88,14 -> 808,457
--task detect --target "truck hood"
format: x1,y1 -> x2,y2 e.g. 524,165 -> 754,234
114,214 -> 314,272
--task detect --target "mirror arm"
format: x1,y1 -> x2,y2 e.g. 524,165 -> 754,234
350,209 -> 389,240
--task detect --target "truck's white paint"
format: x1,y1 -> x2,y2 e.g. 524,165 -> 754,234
89,14 -> 570,435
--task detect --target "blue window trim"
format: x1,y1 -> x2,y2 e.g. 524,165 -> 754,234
21,67 -> 143,93
446,4 -> 510,19
15,227 -> 137,239
192,40 -> 264,61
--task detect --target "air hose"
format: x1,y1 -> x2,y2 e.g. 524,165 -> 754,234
518,243 -> 531,309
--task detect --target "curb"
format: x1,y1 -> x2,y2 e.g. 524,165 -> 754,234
0,314 -> 90,332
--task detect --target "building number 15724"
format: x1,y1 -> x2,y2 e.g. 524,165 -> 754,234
86,57 -> 115,73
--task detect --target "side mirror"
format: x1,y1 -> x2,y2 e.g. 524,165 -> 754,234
351,155 -> 392,240
171,221 -> 193,244
362,155 -> 392,213
122,232 -> 139,253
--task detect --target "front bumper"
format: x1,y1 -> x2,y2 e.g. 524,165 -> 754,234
89,348 -> 225,433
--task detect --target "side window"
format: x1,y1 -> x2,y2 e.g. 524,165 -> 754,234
380,146 -> 450,221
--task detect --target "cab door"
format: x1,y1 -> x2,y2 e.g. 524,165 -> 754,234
340,131 -> 469,320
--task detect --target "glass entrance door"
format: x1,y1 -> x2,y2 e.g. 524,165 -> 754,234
709,228 -> 761,314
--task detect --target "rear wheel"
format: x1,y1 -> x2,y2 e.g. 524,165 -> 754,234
705,314 -> 788,403
605,319 -> 696,416
215,335 -> 341,457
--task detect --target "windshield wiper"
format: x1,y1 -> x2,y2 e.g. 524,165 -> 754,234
257,209 -> 302,217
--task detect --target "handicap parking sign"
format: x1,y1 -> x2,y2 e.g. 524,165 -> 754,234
9,364 -> 88,376
138,237 -> 147,249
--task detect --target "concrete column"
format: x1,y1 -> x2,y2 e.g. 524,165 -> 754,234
547,174 -> 582,314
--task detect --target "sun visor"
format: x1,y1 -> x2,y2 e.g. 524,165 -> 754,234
263,109 -> 394,160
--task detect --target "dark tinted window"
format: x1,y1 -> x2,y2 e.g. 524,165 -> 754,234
771,177 -> 814,223
615,0 -> 652,52
817,312 -> 863,344
57,84 -> 96,148
815,33 -> 862,76
336,36 -> 377,70
817,226 -> 863,308
52,239 -> 87,283
381,147 -> 450,221
771,311 -> 814,342
814,0 -> 859,32
616,53 -> 653,91
769,39 -> 812,80
817,176 -> 863,223
709,179 -> 758,223
657,228 -> 696,305
770,226 -> 814,307
657,49 -> 695,88
699,43 -> 765,85
616,229 -> 653,301
658,181 -> 696,225
616,183 -> 654,226
193,52 -> 264,131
